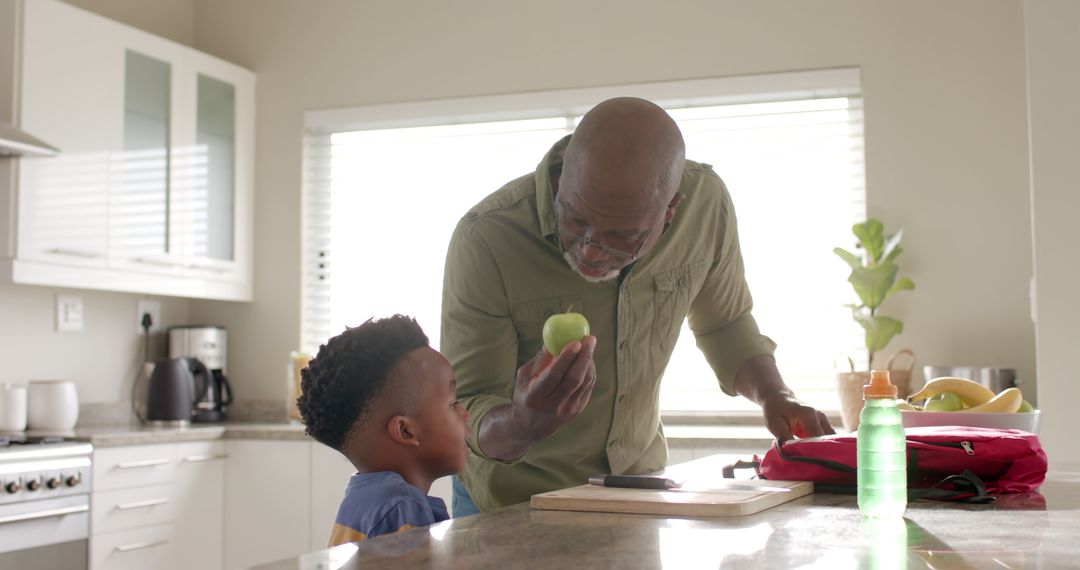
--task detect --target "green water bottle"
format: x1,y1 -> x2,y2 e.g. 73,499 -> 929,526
857,369 -> 907,517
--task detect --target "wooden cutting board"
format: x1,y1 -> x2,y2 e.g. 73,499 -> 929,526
530,479 -> 813,517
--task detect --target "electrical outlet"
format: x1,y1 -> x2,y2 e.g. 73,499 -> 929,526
136,299 -> 163,335
56,294 -> 84,332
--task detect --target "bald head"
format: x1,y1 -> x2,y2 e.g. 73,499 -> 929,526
561,97 -> 685,215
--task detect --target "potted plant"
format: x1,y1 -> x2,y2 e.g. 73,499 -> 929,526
833,218 -> 915,431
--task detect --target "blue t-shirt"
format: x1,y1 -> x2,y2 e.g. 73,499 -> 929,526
327,471 -> 449,546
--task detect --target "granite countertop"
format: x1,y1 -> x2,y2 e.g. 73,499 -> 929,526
69,422 -> 310,447
252,454 -> 1080,569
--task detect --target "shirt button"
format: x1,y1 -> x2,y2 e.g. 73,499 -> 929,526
619,341 -> 629,351
677,277 -> 688,288
618,395 -> 627,404
543,309 -> 554,320
608,440 -> 618,448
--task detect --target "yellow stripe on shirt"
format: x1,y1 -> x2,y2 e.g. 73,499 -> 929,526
328,523 -> 367,547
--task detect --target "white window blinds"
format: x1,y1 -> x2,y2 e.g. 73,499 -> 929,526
302,69 -> 864,412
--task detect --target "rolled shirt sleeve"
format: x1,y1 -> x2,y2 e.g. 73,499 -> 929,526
441,216 -> 525,465
687,169 -> 776,396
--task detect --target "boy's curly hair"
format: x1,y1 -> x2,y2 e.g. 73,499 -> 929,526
297,315 -> 429,450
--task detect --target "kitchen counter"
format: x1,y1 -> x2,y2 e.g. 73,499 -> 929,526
252,454 -> 1080,569
70,422 -> 309,447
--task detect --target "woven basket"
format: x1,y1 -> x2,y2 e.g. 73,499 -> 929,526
836,349 -> 916,432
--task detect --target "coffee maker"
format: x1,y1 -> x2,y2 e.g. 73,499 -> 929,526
168,326 -> 234,422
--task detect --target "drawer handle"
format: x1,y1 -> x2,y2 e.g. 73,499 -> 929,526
0,504 -> 88,525
46,248 -> 104,259
115,539 -> 169,553
183,453 -> 229,463
115,458 -> 170,470
115,498 -> 169,511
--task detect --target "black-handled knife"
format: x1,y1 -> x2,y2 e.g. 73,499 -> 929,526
587,474 -> 791,493
588,474 -> 679,489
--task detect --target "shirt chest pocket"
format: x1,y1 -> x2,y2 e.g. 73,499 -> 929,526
511,296 -> 584,362
652,262 -> 705,352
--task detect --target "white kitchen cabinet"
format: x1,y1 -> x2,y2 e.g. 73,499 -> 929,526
90,441 -> 225,570
6,0 -> 255,301
223,440 -> 311,570
308,442 -> 356,551
173,441 -> 227,570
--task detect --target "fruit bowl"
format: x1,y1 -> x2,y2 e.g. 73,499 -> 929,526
900,409 -> 1042,433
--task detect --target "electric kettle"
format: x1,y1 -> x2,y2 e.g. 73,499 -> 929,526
145,357 -> 209,425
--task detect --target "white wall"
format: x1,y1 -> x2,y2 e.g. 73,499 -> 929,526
0,0 -> 194,405
1025,0 -> 1080,469
186,0 -> 1037,412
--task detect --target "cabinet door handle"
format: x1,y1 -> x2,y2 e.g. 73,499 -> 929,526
115,458 -> 170,469
185,262 -> 230,273
115,497 -> 169,511
183,453 -> 229,463
46,248 -> 104,259
0,504 -> 88,525
132,256 -> 183,267
115,539 -> 169,553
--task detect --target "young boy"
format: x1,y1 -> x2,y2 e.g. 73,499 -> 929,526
297,315 -> 470,545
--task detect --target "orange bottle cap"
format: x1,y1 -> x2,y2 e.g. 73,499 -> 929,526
864,369 -> 898,399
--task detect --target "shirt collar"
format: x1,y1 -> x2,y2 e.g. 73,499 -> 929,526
535,134 -> 571,238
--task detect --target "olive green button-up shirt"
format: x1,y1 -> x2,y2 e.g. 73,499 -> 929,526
441,136 -> 776,510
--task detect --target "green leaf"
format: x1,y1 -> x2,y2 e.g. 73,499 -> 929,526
884,277 -> 915,302
882,228 -> 904,262
884,245 -> 903,264
852,219 -> 885,266
848,262 -> 898,309
853,315 -> 904,353
833,247 -> 862,270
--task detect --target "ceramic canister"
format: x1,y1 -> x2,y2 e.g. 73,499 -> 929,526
0,384 -> 28,432
27,380 -> 79,431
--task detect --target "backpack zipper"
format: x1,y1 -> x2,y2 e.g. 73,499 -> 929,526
922,440 -> 976,455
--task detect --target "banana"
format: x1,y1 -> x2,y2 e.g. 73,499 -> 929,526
961,387 -> 1023,413
895,399 -> 918,411
907,377 -> 996,407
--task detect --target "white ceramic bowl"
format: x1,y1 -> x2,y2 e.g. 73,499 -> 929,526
900,409 -> 1042,433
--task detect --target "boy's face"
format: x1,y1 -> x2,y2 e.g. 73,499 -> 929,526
409,346 -> 470,477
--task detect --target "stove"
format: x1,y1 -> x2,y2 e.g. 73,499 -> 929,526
0,435 -> 92,568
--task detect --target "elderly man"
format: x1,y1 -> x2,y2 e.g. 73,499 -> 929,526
441,97 -> 833,515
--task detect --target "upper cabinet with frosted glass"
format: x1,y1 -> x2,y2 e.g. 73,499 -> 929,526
8,0 -> 254,301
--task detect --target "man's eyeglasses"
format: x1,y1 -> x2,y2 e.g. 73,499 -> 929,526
554,218 -> 653,263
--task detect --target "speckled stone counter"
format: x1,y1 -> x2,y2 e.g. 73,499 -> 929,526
70,422 -> 309,447
252,454 -> 1080,570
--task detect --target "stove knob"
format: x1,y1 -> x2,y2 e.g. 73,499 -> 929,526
46,477 -> 62,490
66,475 -> 81,487
4,481 -> 19,494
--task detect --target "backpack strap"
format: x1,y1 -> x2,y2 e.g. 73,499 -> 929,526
910,469 -> 996,504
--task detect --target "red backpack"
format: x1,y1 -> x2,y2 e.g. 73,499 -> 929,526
753,426 -> 1048,502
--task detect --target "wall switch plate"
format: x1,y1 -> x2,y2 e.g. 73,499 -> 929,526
136,299 -> 163,335
56,294 -> 84,332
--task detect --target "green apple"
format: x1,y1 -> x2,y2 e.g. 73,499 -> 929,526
542,311 -> 590,356
924,391 -> 964,412
1017,400 -> 1034,413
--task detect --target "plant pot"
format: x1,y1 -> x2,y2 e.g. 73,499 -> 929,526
836,349 -> 915,432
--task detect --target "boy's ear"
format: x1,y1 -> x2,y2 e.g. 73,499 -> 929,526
386,415 -> 421,447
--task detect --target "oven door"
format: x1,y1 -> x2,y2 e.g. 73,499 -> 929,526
0,494 -> 89,570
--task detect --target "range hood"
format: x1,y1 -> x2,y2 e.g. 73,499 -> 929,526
0,122 -> 59,157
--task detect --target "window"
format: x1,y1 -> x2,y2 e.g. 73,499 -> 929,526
303,69 -> 865,412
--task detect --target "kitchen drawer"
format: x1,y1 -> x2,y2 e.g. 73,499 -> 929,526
93,445 -> 176,491
91,483 -> 175,535
90,523 -> 174,570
